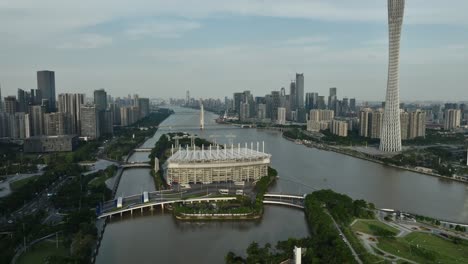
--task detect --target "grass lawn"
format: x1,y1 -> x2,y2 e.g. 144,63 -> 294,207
378,232 -> 468,264
17,240 -> 69,264
10,176 -> 38,191
351,219 -> 399,236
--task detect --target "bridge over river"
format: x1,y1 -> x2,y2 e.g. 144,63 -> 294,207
97,190 -> 306,219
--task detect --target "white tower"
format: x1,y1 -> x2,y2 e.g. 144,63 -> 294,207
200,99 -> 205,130
380,0 -> 405,152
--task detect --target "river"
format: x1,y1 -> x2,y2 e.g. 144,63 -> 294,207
96,106 -> 468,264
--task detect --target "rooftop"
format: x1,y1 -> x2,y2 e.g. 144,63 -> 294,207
166,147 -> 271,163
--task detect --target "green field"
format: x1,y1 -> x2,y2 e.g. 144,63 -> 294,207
17,240 -> 68,264
351,219 -> 399,236
378,232 -> 468,264
10,176 -> 39,191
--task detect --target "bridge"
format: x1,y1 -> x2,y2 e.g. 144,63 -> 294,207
98,197 -> 237,219
133,148 -> 152,152
263,193 -> 306,209
121,163 -> 152,169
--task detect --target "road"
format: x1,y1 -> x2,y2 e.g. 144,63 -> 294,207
326,211 -> 363,264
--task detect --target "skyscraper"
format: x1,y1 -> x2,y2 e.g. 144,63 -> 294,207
58,93 -> 84,135
4,96 -> 17,114
29,105 -> 45,136
37,70 -> 56,112
289,81 -> 296,112
328,87 -> 337,111
80,104 -> 100,139
295,73 -> 304,110
277,107 -> 286,125
94,89 -> 108,111
380,0 -> 405,152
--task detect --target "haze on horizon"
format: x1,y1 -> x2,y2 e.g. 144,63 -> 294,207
0,0 -> 467,101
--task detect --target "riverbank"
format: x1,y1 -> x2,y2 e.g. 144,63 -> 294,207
282,133 -> 468,185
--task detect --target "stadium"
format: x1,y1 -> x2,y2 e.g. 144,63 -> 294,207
163,143 -> 271,185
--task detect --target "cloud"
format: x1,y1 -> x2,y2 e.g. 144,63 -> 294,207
57,34 -> 112,49
124,20 -> 201,39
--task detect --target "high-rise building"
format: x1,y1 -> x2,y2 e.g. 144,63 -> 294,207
277,107 -> 286,125
110,103 -> 121,125
270,91 -> 281,121
328,87 -> 337,111
359,108 -> 372,137
233,92 -> 243,115
400,111 -> 409,140
295,73 -> 304,110
331,120 -> 348,137
17,89 -> 30,113
257,104 -> 267,120
44,112 -> 72,136
0,112 -> 12,137
138,98 -> 150,118
408,110 -> 426,139
317,96 -> 326,109
94,89 -> 108,111
309,109 -> 334,122
289,81 -> 297,112
11,112 -> 30,139
29,105 -> 45,136
4,96 -> 17,114
80,105 -> 100,139
280,87 -> 286,97
350,98 -> 356,112
120,106 -> 139,126
186,91 -> 190,105
100,110 -> 114,135
380,0 -> 405,152
240,102 -> 250,122
305,93 -> 318,111
30,89 -> 42,105
370,109 -> 384,139
58,93 -> 84,135
444,109 -> 461,130
37,70 -> 56,112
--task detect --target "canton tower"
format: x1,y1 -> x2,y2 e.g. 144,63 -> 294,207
380,0 -> 405,152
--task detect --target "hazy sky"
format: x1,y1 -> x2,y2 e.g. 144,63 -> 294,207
1,0 -> 467,101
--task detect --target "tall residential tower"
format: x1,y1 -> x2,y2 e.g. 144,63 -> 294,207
380,0 -> 405,152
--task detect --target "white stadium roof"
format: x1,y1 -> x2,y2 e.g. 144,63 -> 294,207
167,147 -> 271,163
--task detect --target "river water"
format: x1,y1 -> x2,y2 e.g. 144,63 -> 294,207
96,106 -> 468,264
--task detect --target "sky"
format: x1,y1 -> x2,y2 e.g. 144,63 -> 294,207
0,0 -> 467,102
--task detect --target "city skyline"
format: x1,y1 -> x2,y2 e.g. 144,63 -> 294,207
1,1 -> 468,101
